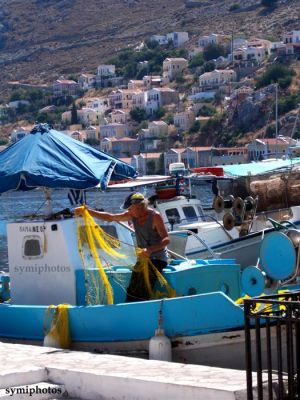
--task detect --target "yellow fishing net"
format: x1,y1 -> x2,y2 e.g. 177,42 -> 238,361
75,206 -> 176,305
44,304 -> 70,349
134,249 -> 176,300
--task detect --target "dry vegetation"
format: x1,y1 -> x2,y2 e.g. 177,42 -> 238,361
0,0 -> 299,87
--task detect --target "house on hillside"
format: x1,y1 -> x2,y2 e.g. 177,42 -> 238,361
281,31 -> 300,55
85,125 -> 99,141
247,137 -> 296,161
138,120 -> 168,152
53,79 -> 79,97
95,64 -> 123,88
108,89 -> 146,110
61,108 -> 99,126
99,123 -> 129,139
174,110 -> 195,132
166,32 -> 189,47
211,147 -> 248,165
199,69 -> 236,91
100,137 -> 139,157
128,80 -> 144,90
143,75 -> 164,89
181,147 -> 212,168
163,58 -> 188,81
131,153 -> 162,175
110,109 -> 129,124
150,32 -> 189,47
145,88 -> 179,114
198,33 -> 222,48
78,74 -> 96,90
85,97 -> 109,115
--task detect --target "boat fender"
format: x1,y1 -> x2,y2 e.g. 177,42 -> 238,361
0,275 -> 10,302
223,212 -> 235,231
149,328 -> 172,362
43,333 -> 63,349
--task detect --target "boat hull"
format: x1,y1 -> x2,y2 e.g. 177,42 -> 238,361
0,292 -> 249,368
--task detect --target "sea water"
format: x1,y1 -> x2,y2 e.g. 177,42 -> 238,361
0,185 -> 213,271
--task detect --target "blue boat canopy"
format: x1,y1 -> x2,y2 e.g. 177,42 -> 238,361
223,158 -> 300,177
0,124 -> 137,193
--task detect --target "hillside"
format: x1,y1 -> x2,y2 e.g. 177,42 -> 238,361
0,0 -> 299,87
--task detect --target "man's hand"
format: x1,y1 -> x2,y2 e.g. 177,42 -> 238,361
139,248 -> 151,258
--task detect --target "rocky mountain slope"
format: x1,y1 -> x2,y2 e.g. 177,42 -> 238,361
0,0 -> 299,87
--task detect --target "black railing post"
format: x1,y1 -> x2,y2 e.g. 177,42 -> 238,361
244,299 -> 253,400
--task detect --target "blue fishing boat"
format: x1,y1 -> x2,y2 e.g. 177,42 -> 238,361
0,125 -> 299,370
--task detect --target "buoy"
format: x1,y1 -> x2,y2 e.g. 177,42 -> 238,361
149,328 -> 172,362
43,333 -> 63,349
149,300 -> 172,361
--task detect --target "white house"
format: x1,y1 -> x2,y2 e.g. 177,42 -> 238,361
100,137 -> 139,157
85,126 -> 99,141
78,74 -> 96,90
150,35 -> 168,45
163,58 -> 188,81
174,110 -> 195,132
61,108 -> 99,126
139,121 -> 168,152
131,153 -> 162,175
151,32 -> 188,47
198,33 -> 221,48
166,32 -> 189,47
145,88 -> 179,115
283,30 -> 300,44
97,65 -> 116,77
53,79 -> 79,97
199,69 -> 236,90
110,110 -> 129,125
85,97 -> 109,115
247,137 -> 295,161
99,123 -> 129,139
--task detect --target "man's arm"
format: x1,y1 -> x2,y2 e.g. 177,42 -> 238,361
143,212 -> 170,256
75,207 -> 131,222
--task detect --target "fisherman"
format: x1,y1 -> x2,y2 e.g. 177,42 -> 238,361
75,192 -> 169,302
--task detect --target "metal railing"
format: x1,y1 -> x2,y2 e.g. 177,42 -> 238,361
244,292 -> 300,400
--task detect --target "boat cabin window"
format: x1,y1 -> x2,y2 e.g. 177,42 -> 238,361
165,208 -> 181,225
100,225 -> 118,239
197,206 -> 204,218
22,235 -> 43,259
183,206 -> 197,221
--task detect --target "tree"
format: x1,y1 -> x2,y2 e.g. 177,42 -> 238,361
130,108 -> 147,123
256,64 -> 295,89
71,102 -> 78,125
153,107 -> 165,119
203,43 -> 227,62
189,52 -> 204,69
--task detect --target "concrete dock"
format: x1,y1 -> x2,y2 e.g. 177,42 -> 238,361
0,342 -> 262,399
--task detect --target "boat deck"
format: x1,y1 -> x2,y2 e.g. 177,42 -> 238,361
0,341 -> 265,399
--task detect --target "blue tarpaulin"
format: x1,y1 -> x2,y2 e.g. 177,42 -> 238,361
0,124 -> 137,193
